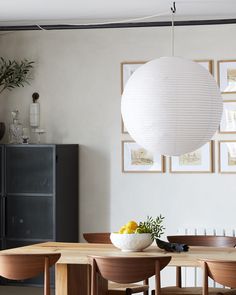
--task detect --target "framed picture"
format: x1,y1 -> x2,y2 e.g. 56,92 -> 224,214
170,141 -> 214,173
195,60 -> 213,74
219,141 -> 236,173
122,140 -> 165,173
219,100 -> 236,133
218,60 -> 236,93
121,61 -> 146,134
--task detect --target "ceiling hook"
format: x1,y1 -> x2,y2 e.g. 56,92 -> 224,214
171,2 -> 176,14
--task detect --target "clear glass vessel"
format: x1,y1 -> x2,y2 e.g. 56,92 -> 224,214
9,110 -> 23,144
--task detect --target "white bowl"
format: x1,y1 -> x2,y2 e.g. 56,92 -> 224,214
110,233 -> 153,252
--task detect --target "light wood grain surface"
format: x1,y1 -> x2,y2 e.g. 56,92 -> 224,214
2,242 -> 236,266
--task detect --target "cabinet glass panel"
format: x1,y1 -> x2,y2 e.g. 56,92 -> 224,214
6,146 -> 54,194
6,196 -> 53,239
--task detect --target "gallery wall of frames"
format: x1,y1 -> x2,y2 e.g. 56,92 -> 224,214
121,60 -> 236,173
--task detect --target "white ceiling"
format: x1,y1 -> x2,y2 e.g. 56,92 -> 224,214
1,0 -> 236,26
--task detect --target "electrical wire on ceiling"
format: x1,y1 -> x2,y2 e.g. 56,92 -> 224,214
35,9 -> 172,31
3,0 -> 236,31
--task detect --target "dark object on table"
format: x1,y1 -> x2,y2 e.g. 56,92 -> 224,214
156,238 -> 189,252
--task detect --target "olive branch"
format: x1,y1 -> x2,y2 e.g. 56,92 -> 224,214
0,57 -> 34,94
137,215 -> 165,241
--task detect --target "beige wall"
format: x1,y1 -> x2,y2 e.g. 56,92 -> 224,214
0,24 -> 236,243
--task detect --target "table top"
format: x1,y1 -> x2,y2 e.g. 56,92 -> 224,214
2,242 -> 236,267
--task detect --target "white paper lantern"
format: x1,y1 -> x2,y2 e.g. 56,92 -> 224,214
121,56 -> 223,156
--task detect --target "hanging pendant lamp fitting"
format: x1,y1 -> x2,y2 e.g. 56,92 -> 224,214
121,3 -> 223,156
121,57 -> 222,156
171,2 -> 176,14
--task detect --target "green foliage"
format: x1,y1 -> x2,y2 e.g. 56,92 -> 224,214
0,57 -> 34,94
136,215 -> 165,241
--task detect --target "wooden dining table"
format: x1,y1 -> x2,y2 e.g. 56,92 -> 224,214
2,241 -> 236,295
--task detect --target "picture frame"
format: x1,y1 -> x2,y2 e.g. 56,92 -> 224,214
121,61 -> 146,134
122,140 -> 165,173
219,100 -> 236,133
218,60 -> 236,93
195,60 -> 213,74
169,141 -> 214,173
218,140 -> 236,173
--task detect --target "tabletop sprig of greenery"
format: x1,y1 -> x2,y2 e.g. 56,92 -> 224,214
136,215 -> 165,241
0,57 -> 34,94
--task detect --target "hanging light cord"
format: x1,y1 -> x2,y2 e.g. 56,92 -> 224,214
33,4 -> 177,31
33,10 -> 171,30
171,2 -> 176,56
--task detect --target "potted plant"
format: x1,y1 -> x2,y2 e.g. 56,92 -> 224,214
0,57 -> 34,140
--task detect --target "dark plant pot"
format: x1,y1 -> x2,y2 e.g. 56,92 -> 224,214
0,122 -> 5,140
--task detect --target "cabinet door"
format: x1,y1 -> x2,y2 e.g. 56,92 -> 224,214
6,146 -> 54,194
6,196 -> 53,239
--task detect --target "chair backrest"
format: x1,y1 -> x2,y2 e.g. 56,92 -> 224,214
0,253 -> 61,295
83,232 -> 111,244
167,235 -> 236,247
167,235 -> 236,288
89,256 -> 171,295
199,259 -> 236,295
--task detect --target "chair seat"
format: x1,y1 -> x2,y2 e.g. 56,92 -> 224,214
161,286 -> 236,295
108,282 -> 149,294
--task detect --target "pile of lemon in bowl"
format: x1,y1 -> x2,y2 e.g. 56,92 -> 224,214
118,220 -> 139,234
110,216 -> 165,252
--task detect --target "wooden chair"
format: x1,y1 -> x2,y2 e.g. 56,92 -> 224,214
160,235 -> 236,295
89,255 -> 171,295
167,235 -> 236,248
83,232 -> 149,295
83,232 -> 111,244
0,253 -> 61,295
199,259 -> 236,295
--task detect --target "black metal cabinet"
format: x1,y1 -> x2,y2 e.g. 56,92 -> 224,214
0,145 -> 3,250
0,144 -> 79,286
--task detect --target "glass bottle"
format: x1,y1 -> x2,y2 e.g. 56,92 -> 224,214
9,110 -> 23,144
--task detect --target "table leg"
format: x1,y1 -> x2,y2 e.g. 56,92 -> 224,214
55,264 -> 108,295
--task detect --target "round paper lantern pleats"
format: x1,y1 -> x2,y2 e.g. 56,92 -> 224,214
121,57 -> 223,156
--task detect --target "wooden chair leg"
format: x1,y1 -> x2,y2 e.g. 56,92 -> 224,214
91,259 -> 97,295
143,279 -> 149,295
155,261 -> 161,295
202,262 -> 208,295
44,256 -> 50,295
126,289 -> 132,295
176,266 -> 182,288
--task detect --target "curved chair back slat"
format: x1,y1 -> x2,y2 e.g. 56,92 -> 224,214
167,235 -> 236,289
91,256 -> 171,284
85,234 -> 150,295
199,259 -> 236,290
83,233 -> 111,244
167,235 -> 236,247
0,253 -> 60,295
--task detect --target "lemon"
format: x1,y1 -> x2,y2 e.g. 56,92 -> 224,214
118,226 -> 126,234
123,228 -> 135,234
125,220 -> 138,231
